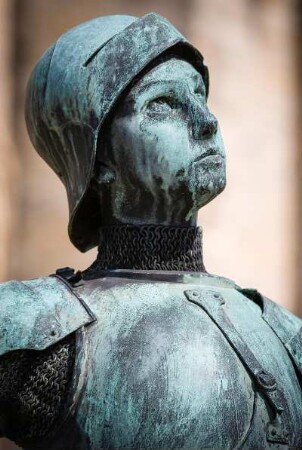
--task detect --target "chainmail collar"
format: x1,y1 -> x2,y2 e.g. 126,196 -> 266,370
83,225 -> 205,278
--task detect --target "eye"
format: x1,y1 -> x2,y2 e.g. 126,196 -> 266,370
146,96 -> 178,114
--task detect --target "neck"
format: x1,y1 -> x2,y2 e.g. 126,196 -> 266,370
83,224 -> 205,279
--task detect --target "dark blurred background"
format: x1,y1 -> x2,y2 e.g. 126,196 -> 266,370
0,2 -> 302,445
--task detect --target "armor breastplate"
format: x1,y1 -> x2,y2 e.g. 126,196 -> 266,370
39,271 -> 302,450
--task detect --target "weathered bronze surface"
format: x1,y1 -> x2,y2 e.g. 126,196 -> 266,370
0,12 -> 301,450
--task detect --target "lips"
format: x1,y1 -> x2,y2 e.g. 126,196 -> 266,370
193,148 -> 223,164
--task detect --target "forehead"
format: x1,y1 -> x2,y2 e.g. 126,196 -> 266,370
135,58 -> 204,89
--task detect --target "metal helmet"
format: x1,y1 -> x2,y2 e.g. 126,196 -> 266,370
25,13 -> 209,252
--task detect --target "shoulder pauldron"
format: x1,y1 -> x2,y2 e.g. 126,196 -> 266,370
0,275 -> 93,357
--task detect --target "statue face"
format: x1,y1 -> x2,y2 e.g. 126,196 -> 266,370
98,57 -> 226,225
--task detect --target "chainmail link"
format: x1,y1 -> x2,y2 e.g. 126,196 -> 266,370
0,333 -> 75,445
83,225 -> 205,278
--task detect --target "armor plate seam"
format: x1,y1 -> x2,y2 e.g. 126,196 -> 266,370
53,274 -> 97,324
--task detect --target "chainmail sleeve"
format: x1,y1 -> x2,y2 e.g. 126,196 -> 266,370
0,333 -> 76,447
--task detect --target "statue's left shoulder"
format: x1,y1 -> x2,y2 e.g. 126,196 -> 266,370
238,287 -> 302,374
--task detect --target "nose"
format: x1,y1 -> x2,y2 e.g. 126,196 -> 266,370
189,101 -> 218,140
200,114 -> 218,139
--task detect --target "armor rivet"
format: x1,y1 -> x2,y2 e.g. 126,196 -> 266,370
256,370 -> 276,390
214,293 -> 220,299
191,291 -> 199,298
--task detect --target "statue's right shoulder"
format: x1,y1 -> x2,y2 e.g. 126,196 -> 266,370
0,274 -> 94,357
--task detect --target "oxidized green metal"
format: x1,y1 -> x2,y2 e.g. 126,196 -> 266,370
0,277 -> 92,354
0,12 -> 301,450
97,58 -> 225,228
1,271 -> 302,449
25,13 -> 209,251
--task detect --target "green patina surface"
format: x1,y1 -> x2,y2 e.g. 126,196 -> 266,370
25,13 -> 210,251
0,11 -> 300,450
1,272 -> 302,449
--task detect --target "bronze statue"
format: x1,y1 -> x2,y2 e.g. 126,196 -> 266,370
0,13 -> 301,450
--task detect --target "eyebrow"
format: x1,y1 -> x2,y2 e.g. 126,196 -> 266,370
134,75 -> 204,96
135,79 -> 180,94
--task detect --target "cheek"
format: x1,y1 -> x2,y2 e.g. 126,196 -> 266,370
139,119 -> 193,173
110,116 -> 142,167
111,115 -> 193,177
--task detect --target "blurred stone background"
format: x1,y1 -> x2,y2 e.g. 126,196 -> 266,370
0,0 -> 301,447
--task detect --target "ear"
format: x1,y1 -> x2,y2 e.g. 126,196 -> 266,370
93,162 -> 116,186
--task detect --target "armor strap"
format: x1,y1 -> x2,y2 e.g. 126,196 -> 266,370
239,288 -> 302,380
185,289 -> 291,445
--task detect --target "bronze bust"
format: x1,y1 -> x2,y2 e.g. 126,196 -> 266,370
0,13 -> 301,450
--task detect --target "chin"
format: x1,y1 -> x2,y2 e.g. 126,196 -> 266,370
188,162 -> 226,206
194,186 -> 224,211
